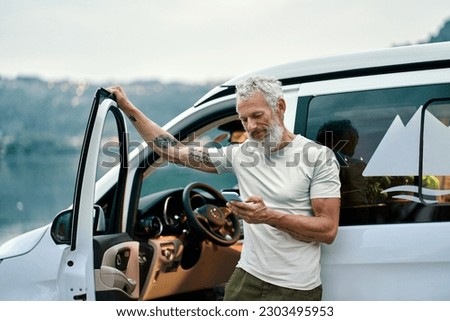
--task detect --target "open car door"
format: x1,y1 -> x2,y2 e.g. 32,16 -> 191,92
53,88 -> 139,300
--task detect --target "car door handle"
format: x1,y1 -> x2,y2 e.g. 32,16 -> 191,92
99,265 -> 137,294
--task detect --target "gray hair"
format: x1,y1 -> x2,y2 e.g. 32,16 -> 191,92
235,75 -> 283,110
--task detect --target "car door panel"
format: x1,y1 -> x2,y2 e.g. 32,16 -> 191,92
93,234 -> 141,300
56,89 -> 132,300
321,222 -> 450,300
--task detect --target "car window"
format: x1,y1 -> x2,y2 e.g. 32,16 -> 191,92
93,109 -> 126,233
96,111 -> 121,181
303,83 -> 450,225
422,99 -> 450,205
140,124 -> 240,197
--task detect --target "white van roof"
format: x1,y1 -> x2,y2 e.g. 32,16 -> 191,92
194,41 -> 450,107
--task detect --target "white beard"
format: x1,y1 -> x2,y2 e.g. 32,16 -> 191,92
249,122 -> 284,153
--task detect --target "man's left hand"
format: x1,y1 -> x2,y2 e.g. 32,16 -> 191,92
226,196 -> 274,224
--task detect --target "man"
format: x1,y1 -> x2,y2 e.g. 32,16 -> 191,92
108,75 -> 340,301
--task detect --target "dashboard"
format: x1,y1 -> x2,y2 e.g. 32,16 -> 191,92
135,188 -> 221,240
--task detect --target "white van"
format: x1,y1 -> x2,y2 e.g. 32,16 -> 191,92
1,42 -> 450,300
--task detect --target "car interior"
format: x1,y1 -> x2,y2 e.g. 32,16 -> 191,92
91,113 -> 244,301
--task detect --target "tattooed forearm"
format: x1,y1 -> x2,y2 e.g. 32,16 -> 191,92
188,148 -> 214,167
154,135 -> 178,149
128,114 -> 137,122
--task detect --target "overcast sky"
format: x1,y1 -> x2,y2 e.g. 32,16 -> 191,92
1,0 -> 449,83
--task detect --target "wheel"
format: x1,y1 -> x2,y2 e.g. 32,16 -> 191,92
182,182 -> 240,246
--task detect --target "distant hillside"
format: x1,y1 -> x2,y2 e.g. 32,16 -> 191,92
428,19 -> 450,43
390,17 -> 450,46
0,77 -> 218,157
2,17 -> 450,158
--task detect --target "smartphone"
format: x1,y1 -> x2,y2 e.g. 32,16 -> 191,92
221,191 -> 244,202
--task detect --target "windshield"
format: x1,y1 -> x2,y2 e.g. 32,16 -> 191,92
140,123 -> 242,196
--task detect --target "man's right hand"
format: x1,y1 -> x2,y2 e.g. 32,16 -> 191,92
107,86 -> 135,115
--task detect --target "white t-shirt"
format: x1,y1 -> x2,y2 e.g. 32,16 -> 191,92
209,135 -> 340,290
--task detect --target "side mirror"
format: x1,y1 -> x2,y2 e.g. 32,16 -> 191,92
51,209 -> 73,245
50,206 -> 106,244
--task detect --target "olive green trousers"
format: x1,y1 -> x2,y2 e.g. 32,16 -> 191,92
224,268 -> 322,301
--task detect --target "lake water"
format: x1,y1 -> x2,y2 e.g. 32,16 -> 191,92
0,150 -> 238,246
0,153 -> 79,245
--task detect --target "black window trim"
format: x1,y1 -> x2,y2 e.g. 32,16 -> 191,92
419,97 -> 450,206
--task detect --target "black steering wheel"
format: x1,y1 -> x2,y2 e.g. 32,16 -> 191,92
182,182 -> 241,246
